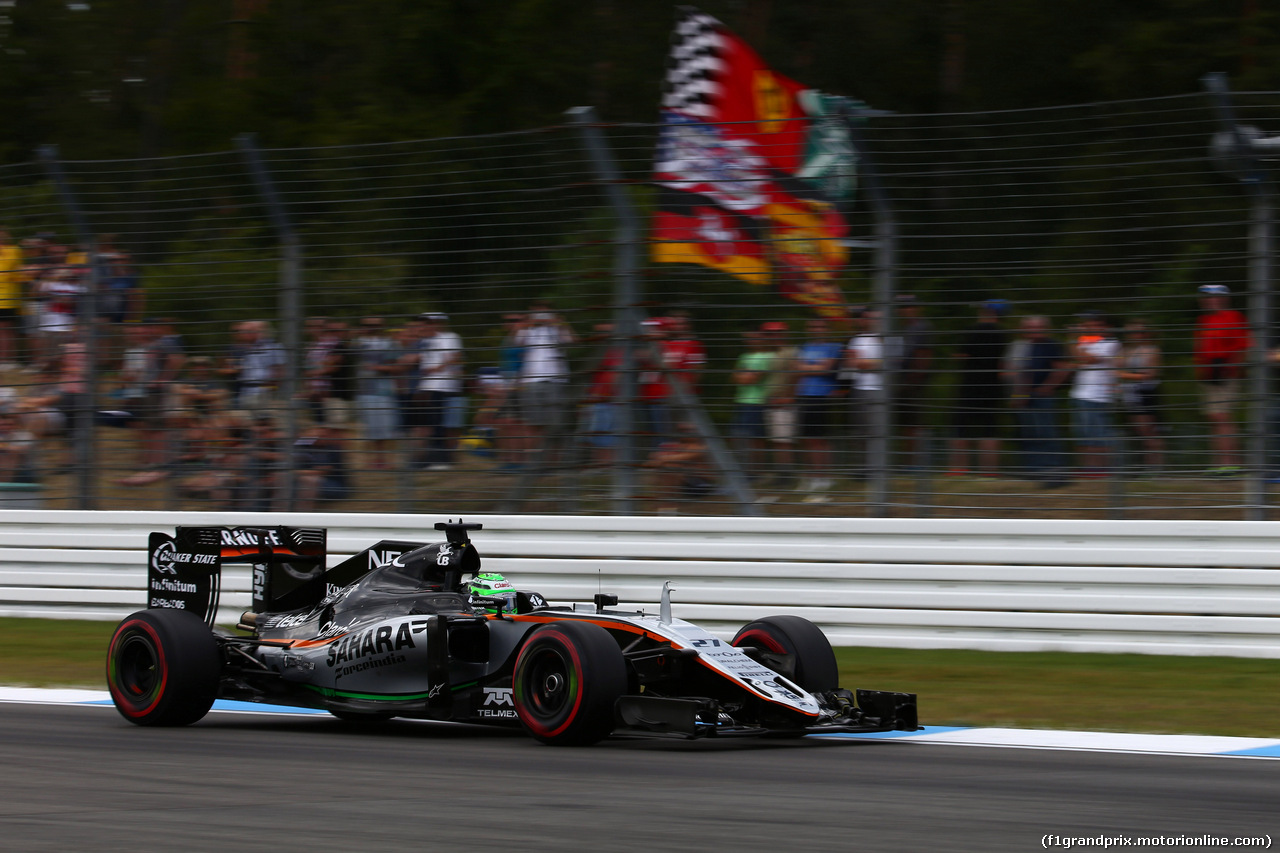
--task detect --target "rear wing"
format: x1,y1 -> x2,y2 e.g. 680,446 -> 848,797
146,523 -> 479,625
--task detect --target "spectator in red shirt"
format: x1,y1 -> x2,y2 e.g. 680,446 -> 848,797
637,313 -> 706,448
637,318 -> 671,448
1193,284 -> 1252,475
663,310 -> 707,395
582,324 -> 621,467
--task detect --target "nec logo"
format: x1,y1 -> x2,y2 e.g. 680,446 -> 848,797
483,687 -> 514,707
368,550 -> 403,570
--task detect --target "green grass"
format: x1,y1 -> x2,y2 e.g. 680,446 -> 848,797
1,618 -> 116,689
838,647 -> 1280,738
5,618 -> 1278,738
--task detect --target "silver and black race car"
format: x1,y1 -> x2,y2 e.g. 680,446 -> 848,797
107,521 -> 918,745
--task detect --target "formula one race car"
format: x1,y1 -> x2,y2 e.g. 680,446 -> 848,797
107,521 -> 918,745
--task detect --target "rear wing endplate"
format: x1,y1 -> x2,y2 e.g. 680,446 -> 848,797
147,526 -> 327,626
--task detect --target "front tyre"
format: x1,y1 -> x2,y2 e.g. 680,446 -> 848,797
731,615 -> 839,693
513,621 -> 626,746
106,610 -> 221,726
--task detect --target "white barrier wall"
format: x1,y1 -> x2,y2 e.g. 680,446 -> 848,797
2,510 -> 1279,657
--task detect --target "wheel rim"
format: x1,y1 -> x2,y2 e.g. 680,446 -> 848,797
735,628 -> 787,655
523,646 -> 573,719
116,632 -> 160,701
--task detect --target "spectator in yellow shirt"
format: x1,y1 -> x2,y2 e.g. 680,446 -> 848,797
0,229 -> 23,369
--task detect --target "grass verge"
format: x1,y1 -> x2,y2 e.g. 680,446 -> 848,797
1,618 -> 116,689
4,618 -> 1277,738
841,647 -> 1280,738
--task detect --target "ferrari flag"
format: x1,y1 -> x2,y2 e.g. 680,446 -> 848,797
652,7 -> 854,317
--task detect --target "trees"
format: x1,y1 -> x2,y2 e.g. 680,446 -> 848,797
2,1 -> 1278,162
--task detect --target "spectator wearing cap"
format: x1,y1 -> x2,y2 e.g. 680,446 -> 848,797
636,317 -> 672,449
635,313 -> 707,449
760,320 -> 798,488
416,312 -> 464,471
1069,311 -> 1121,476
948,299 -> 1010,476
1194,284 -> 1251,475
513,302 -> 575,460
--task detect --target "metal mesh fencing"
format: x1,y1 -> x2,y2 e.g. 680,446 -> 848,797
0,92 -> 1278,518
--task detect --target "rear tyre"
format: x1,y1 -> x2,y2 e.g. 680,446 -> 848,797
731,615 -> 839,693
106,609 -> 221,726
513,621 -> 626,746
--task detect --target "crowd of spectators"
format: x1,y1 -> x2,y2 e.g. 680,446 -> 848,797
0,225 -> 1270,510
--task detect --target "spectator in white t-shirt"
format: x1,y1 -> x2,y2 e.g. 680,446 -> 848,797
1069,312 -> 1121,476
844,308 -> 889,478
513,302 -> 575,461
416,312 -> 464,471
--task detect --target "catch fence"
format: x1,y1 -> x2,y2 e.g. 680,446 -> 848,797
1,90 -> 1279,518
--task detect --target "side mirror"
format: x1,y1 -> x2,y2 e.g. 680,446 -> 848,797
515,590 -> 548,614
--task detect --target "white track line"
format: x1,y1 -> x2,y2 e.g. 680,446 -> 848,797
5,687 -> 1279,758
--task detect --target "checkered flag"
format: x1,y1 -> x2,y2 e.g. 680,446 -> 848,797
660,7 -> 726,119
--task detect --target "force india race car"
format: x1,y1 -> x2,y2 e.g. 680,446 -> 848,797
107,521 -> 918,745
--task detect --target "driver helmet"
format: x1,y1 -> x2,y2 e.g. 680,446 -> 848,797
469,572 -> 514,598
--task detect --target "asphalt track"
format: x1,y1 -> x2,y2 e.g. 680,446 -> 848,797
0,703 -> 1276,852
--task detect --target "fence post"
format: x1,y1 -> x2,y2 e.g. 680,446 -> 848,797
567,107 -> 639,514
845,109 -> 897,517
568,107 -> 761,516
236,134 -> 302,509
1245,191 -> 1272,516
37,145 -> 98,511
1202,74 -> 1272,520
